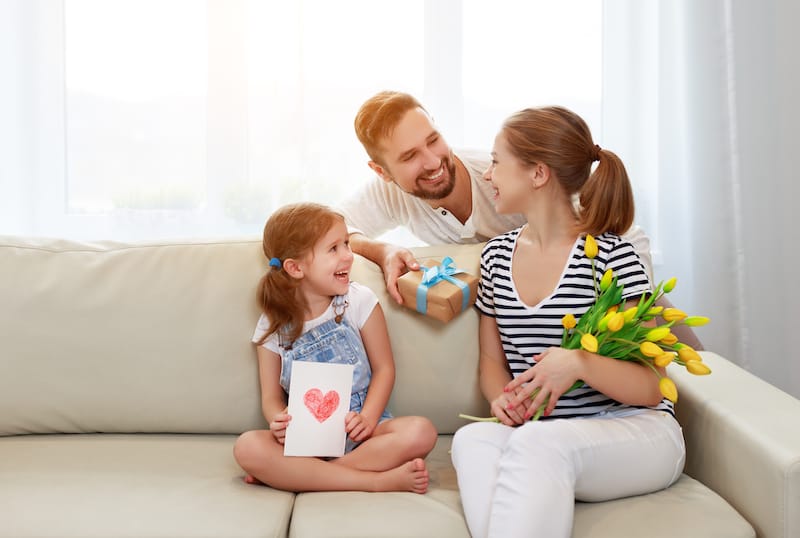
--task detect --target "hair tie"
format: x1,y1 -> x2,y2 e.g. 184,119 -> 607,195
269,257 -> 281,270
591,144 -> 602,162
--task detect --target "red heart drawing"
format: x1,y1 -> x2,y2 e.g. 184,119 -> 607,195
303,388 -> 341,423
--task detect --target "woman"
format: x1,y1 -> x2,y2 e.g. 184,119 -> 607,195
451,107 -> 685,538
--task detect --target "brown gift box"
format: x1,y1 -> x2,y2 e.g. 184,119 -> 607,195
397,258 -> 478,323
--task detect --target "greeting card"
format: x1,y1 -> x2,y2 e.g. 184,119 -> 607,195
283,360 -> 354,457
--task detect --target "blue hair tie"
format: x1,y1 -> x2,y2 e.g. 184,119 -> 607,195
269,257 -> 281,269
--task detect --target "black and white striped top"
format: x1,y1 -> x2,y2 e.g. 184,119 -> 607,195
476,229 -> 674,418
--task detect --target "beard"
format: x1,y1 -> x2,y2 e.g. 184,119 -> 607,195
410,152 -> 458,200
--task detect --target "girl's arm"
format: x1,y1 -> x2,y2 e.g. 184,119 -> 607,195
352,303 -> 395,438
479,314 -> 530,426
255,345 -> 289,422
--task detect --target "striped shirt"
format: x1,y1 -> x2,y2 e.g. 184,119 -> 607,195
476,229 -> 674,418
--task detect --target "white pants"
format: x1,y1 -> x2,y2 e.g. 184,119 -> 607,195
451,409 -> 685,538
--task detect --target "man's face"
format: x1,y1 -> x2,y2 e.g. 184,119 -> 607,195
371,107 -> 456,201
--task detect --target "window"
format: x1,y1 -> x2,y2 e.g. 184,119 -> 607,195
4,0 -> 601,241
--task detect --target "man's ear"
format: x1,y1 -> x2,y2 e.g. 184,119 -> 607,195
368,161 -> 392,183
283,258 -> 304,279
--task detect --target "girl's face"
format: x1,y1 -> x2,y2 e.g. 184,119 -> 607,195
298,219 -> 354,300
483,132 -> 534,214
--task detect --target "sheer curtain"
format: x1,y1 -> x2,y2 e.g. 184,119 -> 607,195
603,0 -> 800,398
0,0 -> 602,243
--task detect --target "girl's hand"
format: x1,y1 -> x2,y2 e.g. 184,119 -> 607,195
490,387 -> 532,426
269,407 -> 292,445
345,411 -> 378,443
505,348 -> 584,418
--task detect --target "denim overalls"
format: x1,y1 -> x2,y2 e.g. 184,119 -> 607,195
278,295 -> 392,453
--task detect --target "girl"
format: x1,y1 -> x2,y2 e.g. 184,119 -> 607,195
451,107 -> 686,537
234,203 -> 437,493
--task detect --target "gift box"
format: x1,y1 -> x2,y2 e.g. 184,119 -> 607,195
397,257 -> 478,323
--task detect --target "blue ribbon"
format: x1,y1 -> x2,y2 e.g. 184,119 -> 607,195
415,256 -> 471,315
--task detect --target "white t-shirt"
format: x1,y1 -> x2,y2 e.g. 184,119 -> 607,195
252,282 -> 378,355
338,150 -> 654,281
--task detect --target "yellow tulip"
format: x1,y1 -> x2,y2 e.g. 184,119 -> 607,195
686,361 -> 712,375
581,333 -> 598,353
646,327 -> 671,342
662,308 -> 687,322
677,346 -> 703,363
660,332 -> 679,346
654,352 -> 676,367
562,313 -> 577,330
597,312 -> 614,331
584,234 -> 598,259
607,305 -> 619,314
623,306 -> 638,322
607,312 -> 625,332
684,316 -> 711,327
640,341 -> 663,357
646,306 -> 664,317
663,277 -> 677,293
600,269 -> 613,291
659,377 -> 678,403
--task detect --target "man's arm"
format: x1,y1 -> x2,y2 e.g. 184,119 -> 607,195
349,232 -> 419,304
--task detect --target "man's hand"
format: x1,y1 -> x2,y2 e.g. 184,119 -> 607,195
382,246 -> 420,304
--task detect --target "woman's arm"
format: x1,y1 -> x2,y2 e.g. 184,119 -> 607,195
505,299 -> 665,416
479,314 -> 530,425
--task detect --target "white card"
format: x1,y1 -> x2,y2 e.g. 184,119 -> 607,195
283,360 -> 354,457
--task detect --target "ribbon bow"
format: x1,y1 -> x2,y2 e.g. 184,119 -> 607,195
415,256 -> 471,315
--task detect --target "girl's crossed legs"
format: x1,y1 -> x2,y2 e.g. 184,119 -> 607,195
234,415 -> 437,493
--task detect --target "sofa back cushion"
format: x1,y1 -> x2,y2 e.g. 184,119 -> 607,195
0,237 -> 487,436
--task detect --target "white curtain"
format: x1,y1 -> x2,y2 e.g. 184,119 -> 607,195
603,0 -> 800,398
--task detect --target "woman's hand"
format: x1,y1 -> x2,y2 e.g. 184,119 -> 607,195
490,387 -> 532,426
345,411 -> 378,443
505,348 -> 585,418
269,407 -> 292,444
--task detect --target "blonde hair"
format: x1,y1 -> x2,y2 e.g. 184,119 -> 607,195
501,106 -> 634,235
354,91 -> 426,164
256,203 -> 345,345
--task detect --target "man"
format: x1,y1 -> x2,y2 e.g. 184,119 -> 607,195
338,91 -> 701,348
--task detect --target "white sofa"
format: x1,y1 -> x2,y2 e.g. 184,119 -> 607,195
1,235 -> 798,537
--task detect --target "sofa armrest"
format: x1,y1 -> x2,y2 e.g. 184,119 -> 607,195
672,352 -> 800,538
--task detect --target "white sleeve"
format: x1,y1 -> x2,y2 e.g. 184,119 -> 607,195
336,180 -> 400,238
252,313 -> 280,354
622,224 -> 653,284
345,282 -> 379,329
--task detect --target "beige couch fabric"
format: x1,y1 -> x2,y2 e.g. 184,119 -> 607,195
0,235 -> 791,537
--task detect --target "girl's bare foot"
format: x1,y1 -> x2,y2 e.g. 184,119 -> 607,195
376,458 -> 429,494
243,474 -> 264,485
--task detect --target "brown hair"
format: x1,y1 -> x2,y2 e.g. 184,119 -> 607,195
501,106 -> 634,235
256,203 -> 345,346
354,91 -> 426,164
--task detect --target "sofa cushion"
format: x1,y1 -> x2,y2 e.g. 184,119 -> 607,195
0,236 -> 267,435
0,434 -> 294,538
289,436 -> 754,538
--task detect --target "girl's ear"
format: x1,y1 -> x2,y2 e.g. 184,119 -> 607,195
283,258 -> 304,279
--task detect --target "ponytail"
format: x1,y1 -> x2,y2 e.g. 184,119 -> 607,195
577,149 -> 634,236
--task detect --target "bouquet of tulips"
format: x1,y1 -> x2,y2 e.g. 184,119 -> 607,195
460,234 -> 711,423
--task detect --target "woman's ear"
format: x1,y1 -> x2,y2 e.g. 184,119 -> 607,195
531,162 -> 551,189
283,258 -> 304,279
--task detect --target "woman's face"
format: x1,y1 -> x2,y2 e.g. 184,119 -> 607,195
483,131 -> 534,215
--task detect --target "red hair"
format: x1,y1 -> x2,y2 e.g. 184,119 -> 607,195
256,203 -> 344,345
501,106 -> 634,235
